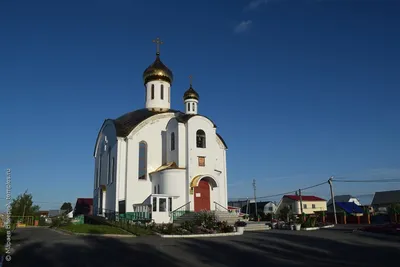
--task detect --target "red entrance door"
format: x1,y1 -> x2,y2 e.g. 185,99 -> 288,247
194,180 -> 210,212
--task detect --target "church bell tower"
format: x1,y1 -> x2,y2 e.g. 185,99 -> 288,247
142,37 -> 173,112
183,75 -> 199,115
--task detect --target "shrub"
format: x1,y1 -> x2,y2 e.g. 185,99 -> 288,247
301,216 -> 317,228
193,211 -> 218,229
234,221 -> 247,227
50,214 -> 71,228
217,221 -> 235,233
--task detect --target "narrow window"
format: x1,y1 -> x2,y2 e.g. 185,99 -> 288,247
171,132 -> 175,151
154,186 -> 156,194
111,157 -> 115,183
95,168 -> 98,188
196,129 -> 206,148
107,148 -> 111,184
151,84 -> 154,99
312,204 -> 316,209
192,103 -> 195,111
153,197 -> 157,211
98,155 -> 102,186
159,198 -> 166,212
169,197 -> 172,212
161,84 -> 164,100
303,204 -> 307,209
157,184 -> 160,194
187,103 -> 190,112
138,141 -> 147,180
198,156 -> 205,167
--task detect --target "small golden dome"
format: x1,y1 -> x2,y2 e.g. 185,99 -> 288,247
183,86 -> 199,101
143,54 -> 174,84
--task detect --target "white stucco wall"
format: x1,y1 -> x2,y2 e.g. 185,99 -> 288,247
94,110 -> 228,218
93,120 -> 118,213
277,198 -> 327,215
122,113 -> 176,212
158,169 -> 186,210
184,116 -> 228,210
145,80 -> 171,111
184,99 -> 198,115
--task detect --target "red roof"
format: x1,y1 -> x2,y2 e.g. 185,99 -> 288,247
76,198 -> 93,205
284,195 -> 326,201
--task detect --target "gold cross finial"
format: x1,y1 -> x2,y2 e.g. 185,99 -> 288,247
152,37 -> 163,55
189,75 -> 193,86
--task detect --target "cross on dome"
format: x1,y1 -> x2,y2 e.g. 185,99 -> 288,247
152,37 -> 163,55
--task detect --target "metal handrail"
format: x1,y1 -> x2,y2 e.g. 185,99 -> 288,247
170,201 -> 191,221
171,201 -> 191,214
213,201 -> 230,212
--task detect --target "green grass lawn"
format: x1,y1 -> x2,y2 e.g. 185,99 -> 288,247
59,224 -> 133,235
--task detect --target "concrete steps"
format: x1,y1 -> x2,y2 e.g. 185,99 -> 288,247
214,211 -> 240,225
245,222 -> 271,231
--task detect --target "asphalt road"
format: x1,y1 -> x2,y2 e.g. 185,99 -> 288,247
5,226 -> 400,267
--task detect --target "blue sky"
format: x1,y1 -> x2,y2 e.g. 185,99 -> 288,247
0,0 -> 399,210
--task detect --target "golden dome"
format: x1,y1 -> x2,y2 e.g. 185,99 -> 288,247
143,54 -> 173,84
183,86 -> 199,101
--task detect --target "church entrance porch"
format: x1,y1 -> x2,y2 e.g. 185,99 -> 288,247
194,179 -> 210,211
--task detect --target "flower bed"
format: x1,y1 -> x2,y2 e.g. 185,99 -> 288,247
154,211 -> 235,236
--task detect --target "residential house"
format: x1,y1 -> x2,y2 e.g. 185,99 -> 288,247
327,202 -> 364,215
74,198 -> 93,217
276,195 -> 327,215
327,195 -> 361,206
263,202 -> 278,214
48,210 -> 67,218
371,190 -> 400,213
240,201 -> 277,216
39,211 -> 49,218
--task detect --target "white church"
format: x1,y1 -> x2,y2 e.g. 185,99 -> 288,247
93,38 -> 229,223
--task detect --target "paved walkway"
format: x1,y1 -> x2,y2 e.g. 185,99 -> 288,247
5,227 -> 400,267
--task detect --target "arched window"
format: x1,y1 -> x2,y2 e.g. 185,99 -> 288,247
196,130 -> 206,148
171,132 -> 175,151
187,103 -> 190,112
138,141 -> 147,180
161,84 -> 164,100
151,84 -> 155,99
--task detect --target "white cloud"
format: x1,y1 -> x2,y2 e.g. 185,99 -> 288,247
234,20 -> 253,33
244,0 -> 270,11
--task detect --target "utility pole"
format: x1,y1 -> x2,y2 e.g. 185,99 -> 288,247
328,177 -> 338,224
246,197 -> 249,215
299,189 -> 304,216
252,179 -> 258,218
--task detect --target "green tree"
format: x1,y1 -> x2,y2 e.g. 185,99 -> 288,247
60,202 -> 73,213
10,191 -> 40,222
279,206 -> 291,221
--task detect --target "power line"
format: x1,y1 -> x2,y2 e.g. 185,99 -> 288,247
257,180 -> 328,200
0,197 -> 66,205
332,178 -> 400,183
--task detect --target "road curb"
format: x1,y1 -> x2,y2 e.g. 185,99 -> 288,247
160,232 -> 243,238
